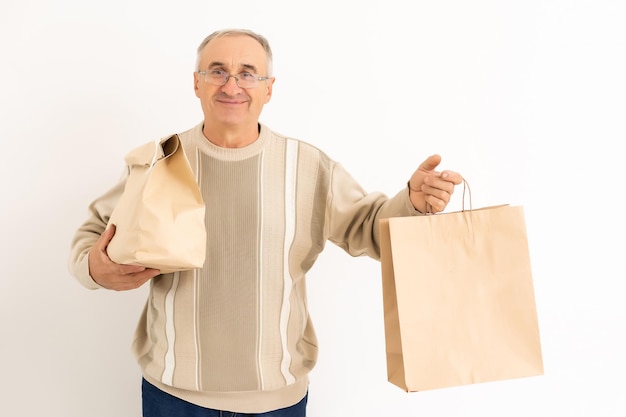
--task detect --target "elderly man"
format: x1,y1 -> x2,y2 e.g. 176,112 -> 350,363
69,28 -> 462,416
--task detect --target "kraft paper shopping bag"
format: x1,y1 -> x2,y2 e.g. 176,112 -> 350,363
379,191 -> 543,392
107,134 -> 206,273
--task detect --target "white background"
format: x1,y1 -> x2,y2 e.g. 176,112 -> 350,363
1,0 -> 625,416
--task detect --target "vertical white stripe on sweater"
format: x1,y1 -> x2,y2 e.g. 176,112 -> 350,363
193,148 -> 201,391
279,139 -> 298,385
257,151 -> 266,390
193,269 -> 200,390
162,271 -> 180,385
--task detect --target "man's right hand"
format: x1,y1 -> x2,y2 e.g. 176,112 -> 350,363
88,224 -> 161,291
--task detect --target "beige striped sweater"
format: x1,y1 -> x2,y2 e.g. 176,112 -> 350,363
68,122 -> 419,413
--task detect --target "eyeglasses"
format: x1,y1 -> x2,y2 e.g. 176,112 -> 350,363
198,69 -> 271,89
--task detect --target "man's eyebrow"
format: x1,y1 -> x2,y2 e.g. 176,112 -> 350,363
207,61 -> 259,73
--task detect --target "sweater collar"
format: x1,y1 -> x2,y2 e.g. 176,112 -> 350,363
191,122 -> 271,161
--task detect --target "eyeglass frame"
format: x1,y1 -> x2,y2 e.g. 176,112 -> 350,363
197,69 -> 272,88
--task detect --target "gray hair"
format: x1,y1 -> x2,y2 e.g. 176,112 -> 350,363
195,28 -> 274,76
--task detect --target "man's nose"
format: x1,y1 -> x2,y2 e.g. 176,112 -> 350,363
221,75 -> 242,94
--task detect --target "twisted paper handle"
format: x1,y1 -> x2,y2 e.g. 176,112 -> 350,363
422,177 -> 471,214
461,178 -> 472,212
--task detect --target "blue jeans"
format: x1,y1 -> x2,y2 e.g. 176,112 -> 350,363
142,378 -> 308,417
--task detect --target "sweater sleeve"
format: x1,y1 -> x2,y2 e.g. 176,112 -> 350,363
325,162 -> 422,260
67,169 -> 129,289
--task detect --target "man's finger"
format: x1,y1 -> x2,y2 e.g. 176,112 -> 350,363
441,170 -> 464,185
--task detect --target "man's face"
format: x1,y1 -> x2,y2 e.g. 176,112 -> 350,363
194,35 -> 274,130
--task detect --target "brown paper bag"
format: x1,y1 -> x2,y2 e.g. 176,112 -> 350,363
107,134 -> 206,274
379,197 -> 543,392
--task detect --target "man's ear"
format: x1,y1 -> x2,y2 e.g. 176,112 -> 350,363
264,77 -> 275,103
193,72 -> 201,98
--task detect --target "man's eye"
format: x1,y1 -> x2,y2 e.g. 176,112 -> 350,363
210,70 -> 227,77
239,72 -> 255,79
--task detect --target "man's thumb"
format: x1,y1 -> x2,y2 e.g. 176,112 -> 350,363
101,224 -> 116,247
419,154 -> 442,172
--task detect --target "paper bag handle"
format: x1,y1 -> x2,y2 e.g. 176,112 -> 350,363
422,177 -> 471,214
461,178 -> 472,212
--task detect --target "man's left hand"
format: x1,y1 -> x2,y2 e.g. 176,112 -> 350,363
408,154 -> 463,214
